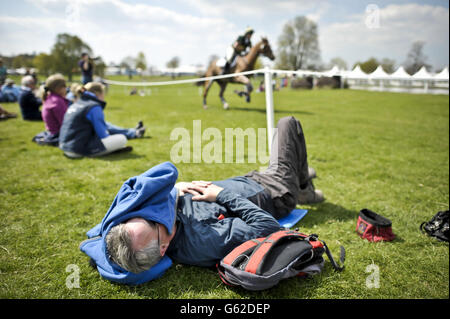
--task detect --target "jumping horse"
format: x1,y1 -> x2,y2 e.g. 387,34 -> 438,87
202,37 -> 275,109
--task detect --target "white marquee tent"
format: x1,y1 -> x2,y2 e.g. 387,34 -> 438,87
323,65 -> 342,77
411,66 -> 433,80
338,64 -> 448,94
390,66 -> 411,79
434,67 -> 449,80
347,65 -> 368,79
369,65 -> 390,79
288,63 -> 448,94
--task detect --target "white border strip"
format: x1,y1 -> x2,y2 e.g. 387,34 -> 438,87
102,68 -> 325,87
103,69 -> 264,86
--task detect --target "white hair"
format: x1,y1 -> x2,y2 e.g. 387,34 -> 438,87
105,222 -> 162,274
21,75 -> 35,87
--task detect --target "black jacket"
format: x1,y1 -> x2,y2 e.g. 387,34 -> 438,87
18,88 -> 42,120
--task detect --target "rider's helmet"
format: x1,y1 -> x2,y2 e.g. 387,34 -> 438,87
244,27 -> 254,36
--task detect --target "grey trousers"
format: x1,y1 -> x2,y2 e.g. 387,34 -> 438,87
246,116 -> 310,219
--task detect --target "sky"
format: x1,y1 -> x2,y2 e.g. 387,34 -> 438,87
0,0 -> 448,71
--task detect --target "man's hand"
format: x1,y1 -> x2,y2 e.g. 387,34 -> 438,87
178,182 -> 223,202
175,182 -> 191,195
175,181 -> 212,196
190,184 -> 224,202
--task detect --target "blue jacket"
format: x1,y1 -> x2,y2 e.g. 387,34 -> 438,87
80,162 -> 178,285
1,84 -> 20,102
85,105 -> 109,139
59,92 -> 106,155
167,177 -> 281,267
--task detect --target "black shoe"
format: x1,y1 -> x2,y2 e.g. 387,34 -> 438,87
136,127 -> 146,138
221,63 -> 230,75
298,180 -> 325,205
135,121 -> 146,138
135,121 -> 143,130
110,146 -> 133,154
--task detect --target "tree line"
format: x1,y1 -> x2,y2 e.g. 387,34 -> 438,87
1,34 -> 104,81
275,16 -> 436,75
1,33 -> 149,81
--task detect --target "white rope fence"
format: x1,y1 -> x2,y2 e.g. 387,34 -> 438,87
103,66 -> 341,152
103,67 -> 285,151
103,69 -> 264,86
102,68 -> 327,87
102,67 -> 329,151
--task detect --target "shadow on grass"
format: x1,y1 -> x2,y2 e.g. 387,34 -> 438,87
299,201 -> 359,227
84,251 -> 338,299
300,202 -> 406,243
231,106 -> 315,116
117,261 -> 328,299
94,152 -> 145,161
62,151 -> 145,161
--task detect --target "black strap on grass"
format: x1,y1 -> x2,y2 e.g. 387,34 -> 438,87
321,240 -> 345,272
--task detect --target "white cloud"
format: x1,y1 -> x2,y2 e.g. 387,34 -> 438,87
3,0 -> 239,67
320,3 -> 449,69
0,15 -> 67,55
0,15 -> 64,29
86,0 -> 238,65
183,0 -> 322,20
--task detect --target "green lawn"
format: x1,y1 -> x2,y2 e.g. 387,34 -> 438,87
0,78 -> 448,299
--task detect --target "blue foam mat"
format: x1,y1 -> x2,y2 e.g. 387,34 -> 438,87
277,209 -> 308,228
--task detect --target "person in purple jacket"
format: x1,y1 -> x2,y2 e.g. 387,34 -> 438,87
41,74 -> 69,136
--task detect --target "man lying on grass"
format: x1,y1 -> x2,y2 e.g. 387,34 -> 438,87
81,116 -> 324,284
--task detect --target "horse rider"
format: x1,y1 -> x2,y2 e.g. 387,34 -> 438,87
221,27 -> 254,75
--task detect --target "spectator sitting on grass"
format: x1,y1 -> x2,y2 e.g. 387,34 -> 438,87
41,74 -> 69,138
18,76 -> 42,120
0,104 -> 18,120
1,79 -> 21,103
66,83 -> 82,105
59,82 -> 146,158
81,116 -> 324,284
0,58 -> 7,85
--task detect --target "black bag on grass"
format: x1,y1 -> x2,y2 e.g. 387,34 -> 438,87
217,229 -> 345,291
420,210 -> 449,242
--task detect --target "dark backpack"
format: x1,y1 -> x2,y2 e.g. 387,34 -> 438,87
420,210 -> 449,242
217,229 -> 345,291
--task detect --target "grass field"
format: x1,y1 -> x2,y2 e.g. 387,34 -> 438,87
0,76 -> 448,299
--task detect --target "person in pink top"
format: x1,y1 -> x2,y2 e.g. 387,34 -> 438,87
41,74 -> 69,136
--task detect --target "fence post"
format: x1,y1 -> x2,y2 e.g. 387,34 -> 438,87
264,67 -> 275,153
